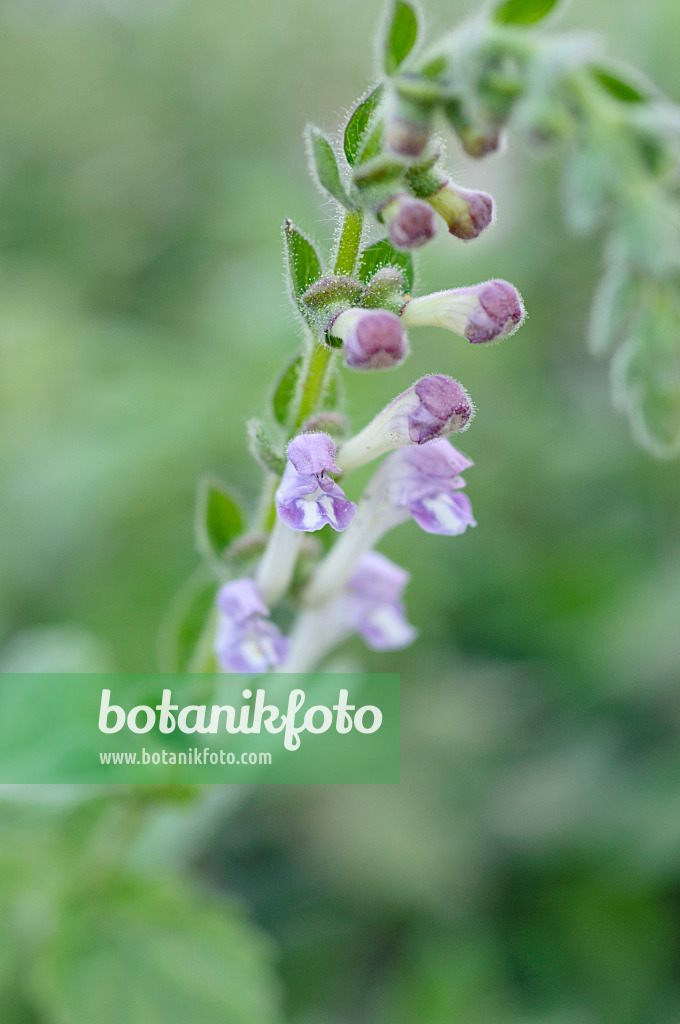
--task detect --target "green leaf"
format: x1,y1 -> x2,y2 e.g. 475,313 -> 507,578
247,418 -> 286,475
590,66 -> 649,104
28,876 -> 283,1024
562,145 -> 612,235
587,258 -> 638,357
195,477 -> 245,563
358,239 -> 414,291
307,127 -> 352,209
283,221 -> 322,312
271,355 -> 303,427
492,0 -> 562,26
158,569 -> 217,672
384,0 -> 419,76
612,288 -> 680,458
344,86 -> 384,167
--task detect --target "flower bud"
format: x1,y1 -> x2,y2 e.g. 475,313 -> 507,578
330,307 -> 409,370
427,181 -> 495,240
337,374 -> 474,472
401,279 -> 525,344
384,88 -> 433,158
380,194 -> 437,251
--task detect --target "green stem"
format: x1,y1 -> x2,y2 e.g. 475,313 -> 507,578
196,211 -> 365,672
334,208 -> 364,276
293,209 -> 364,428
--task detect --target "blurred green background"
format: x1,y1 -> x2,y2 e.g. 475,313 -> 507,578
2,0 -> 680,1020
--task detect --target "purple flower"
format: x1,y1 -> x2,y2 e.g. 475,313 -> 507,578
343,551 -> 417,650
330,307 -> 409,370
381,194 -> 437,251
382,439 -> 477,535
276,432 -> 356,532
427,181 -> 495,240
401,279 -> 525,344
215,578 -> 289,673
337,374 -> 474,472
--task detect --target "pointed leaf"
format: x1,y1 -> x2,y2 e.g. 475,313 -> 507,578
195,477 -> 245,563
587,260 -> 638,357
271,355 -> 304,427
247,418 -> 286,474
562,145 -> 612,235
384,1 -> 419,76
344,85 -> 384,166
307,127 -> 353,208
283,221 -> 323,312
358,238 -> 414,291
590,65 -> 650,104
492,0 -> 562,26
611,289 -> 680,458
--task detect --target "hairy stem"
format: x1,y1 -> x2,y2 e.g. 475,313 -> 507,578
293,210 -> 364,428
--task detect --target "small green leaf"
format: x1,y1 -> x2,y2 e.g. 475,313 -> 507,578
344,85 -> 384,166
28,876 -> 283,1024
158,569 -> 217,672
195,477 -> 245,563
283,221 -> 323,313
492,0 -> 562,26
271,355 -> 303,427
590,65 -> 649,104
587,258 -> 638,357
612,287 -> 680,458
562,145 -> 612,235
384,0 -> 419,76
358,239 -> 414,291
247,418 -> 286,475
307,127 -> 353,208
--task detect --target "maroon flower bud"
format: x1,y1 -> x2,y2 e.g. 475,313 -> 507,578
428,181 -> 495,240
401,279 -> 525,344
381,194 -> 437,250
337,373 -> 473,471
330,308 -> 409,370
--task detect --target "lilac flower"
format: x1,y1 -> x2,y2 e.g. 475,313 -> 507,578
281,551 -> 417,671
276,432 -> 356,532
330,307 -> 409,370
304,438 -> 475,604
380,194 -> 437,251
343,551 -> 417,650
401,279 -> 525,344
215,578 -> 289,673
427,181 -> 495,240
381,440 -> 477,535
337,374 -> 474,472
